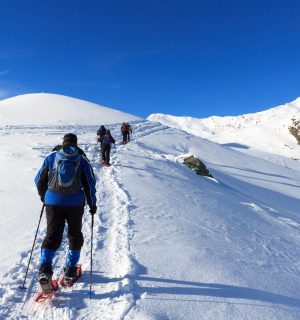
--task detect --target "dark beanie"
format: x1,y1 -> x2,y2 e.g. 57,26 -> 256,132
63,133 -> 78,146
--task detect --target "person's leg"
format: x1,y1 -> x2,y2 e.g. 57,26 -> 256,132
41,206 -> 65,262
105,147 -> 111,165
122,132 -> 127,144
65,206 -> 84,274
101,145 -> 106,163
39,206 -> 65,280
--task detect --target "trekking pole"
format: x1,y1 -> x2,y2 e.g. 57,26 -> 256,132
21,204 -> 45,290
89,213 -> 95,299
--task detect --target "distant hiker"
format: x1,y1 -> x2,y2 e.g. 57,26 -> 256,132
121,122 -> 132,144
101,129 -> 115,166
121,122 -> 127,144
34,133 -> 97,286
97,125 -> 106,148
126,123 -> 132,142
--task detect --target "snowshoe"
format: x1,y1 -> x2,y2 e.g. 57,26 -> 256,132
60,264 -> 82,288
34,279 -> 59,303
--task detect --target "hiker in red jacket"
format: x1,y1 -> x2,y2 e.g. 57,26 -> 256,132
121,122 -> 132,144
126,123 -> 132,142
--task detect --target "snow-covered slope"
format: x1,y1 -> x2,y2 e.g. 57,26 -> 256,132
148,98 -> 300,160
0,95 -> 299,319
0,93 -> 141,125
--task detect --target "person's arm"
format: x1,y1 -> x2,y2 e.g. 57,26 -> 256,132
81,156 -> 97,209
34,157 -> 50,202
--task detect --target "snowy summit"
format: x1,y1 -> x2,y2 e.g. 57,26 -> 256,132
0,94 -> 299,319
0,93 -> 141,125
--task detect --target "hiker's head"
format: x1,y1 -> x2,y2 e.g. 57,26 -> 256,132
62,133 -> 78,147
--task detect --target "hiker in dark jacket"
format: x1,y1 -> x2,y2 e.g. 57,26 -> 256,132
97,125 -> 106,148
34,133 -> 97,285
101,129 -> 115,166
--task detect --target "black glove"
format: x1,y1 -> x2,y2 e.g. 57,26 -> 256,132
40,195 -> 45,203
89,205 -> 97,215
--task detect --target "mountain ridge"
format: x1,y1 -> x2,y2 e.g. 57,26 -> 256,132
148,97 -> 300,160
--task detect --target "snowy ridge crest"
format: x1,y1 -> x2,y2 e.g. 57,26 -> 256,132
148,97 -> 300,159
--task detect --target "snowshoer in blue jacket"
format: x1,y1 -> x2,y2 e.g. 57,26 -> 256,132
34,133 -> 97,285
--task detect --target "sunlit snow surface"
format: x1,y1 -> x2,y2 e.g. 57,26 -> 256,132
0,94 -> 299,319
148,97 -> 300,161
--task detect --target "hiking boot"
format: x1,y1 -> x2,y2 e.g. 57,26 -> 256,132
39,273 -> 52,285
64,265 -> 78,281
38,264 -> 53,285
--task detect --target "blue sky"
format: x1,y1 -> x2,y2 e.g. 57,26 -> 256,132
1,0 -> 300,118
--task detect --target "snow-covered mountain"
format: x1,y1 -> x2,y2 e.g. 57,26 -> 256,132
148,98 -> 300,160
0,93 -> 141,125
0,94 -> 299,319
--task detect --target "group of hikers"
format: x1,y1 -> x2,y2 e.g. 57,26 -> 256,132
96,122 -> 132,166
34,122 -> 133,289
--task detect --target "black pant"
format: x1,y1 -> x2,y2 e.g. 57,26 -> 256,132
101,144 -> 111,164
122,131 -> 128,143
42,205 -> 84,251
99,137 -> 103,149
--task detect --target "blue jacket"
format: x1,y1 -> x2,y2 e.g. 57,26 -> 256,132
35,146 -> 97,207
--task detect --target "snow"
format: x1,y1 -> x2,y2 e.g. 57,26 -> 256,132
0,93 -> 141,125
0,94 -> 299,319
148,98 -> 300,161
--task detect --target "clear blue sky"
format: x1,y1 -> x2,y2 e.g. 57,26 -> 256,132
1,0 -> 300,118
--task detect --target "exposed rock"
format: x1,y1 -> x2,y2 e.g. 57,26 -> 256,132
289,119 -> 300,145
183,155 -> 213,178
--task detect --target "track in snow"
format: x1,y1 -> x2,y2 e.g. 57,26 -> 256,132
0,124 -> 140,320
